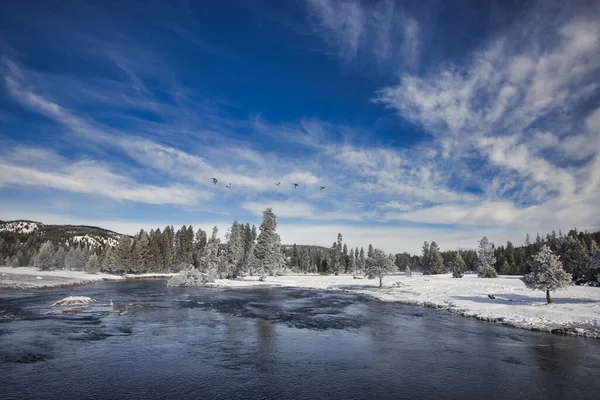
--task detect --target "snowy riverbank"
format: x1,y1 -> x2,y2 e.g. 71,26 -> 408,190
0,267 -> 180,289
0,267 -> 125,289
211,273 -> 600,338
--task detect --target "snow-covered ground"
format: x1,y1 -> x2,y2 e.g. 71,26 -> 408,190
0,267 -> 124,289
211,273 -> 600,338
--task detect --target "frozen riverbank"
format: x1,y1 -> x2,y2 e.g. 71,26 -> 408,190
211,273 -> 600,338
0,268 -> 180,290
0,267 -> 124,289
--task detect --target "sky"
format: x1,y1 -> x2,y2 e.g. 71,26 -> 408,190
1,0 -> 600,254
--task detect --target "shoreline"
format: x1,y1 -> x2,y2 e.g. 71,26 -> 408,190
1,267 -> 599,338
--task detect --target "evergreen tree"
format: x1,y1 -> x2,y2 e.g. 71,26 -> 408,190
427,241 -> 445,274
193,228 -> 207,268
226,220 -> 245,278
114,235 -> 132,273
243,223 -> 256,275
85,253 -> 100,274
131,230 -> 150,273
52,246 -> 67,270
101,246 -> 114,272
300,249 -> 310,273
328,234 -> 344,275
254,208 -> 285,281
342,243 -> 349,272
477,237 -> 497,278
450,251 -> 466,278
421,241 -> 430,274
589,240 -> 600,283
359,248 -> 365,273
560,236 -> 591,283
522,245 -> 571,303
348,252 -> 356,276
365,248 -> 396,287
199,226 -> 220,281
291,243 -> 300,271
367,244 -> 374,258
34,241 -> 55,271
65,246 -> 86,271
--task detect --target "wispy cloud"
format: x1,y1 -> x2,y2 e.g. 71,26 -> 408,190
304,0 -> 419,69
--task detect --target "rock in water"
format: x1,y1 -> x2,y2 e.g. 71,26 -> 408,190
52,296 -> 94,306
167,265 -> 215,287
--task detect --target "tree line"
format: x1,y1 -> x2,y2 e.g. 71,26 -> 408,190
1,218 -> 599,285
417,229 -> 600,285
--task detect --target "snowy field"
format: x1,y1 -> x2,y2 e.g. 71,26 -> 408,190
0,267 -> 124,289
212,273 -> 600,338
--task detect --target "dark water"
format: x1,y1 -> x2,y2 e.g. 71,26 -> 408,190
1,281 -> 599,400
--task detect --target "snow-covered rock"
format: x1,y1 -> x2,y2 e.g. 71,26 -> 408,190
52,296 -> 94,306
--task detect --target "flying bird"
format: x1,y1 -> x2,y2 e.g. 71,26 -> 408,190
320,186 -> 326,191
212,178 -> 218,185
293,183 -> 298,189
275,182 -> 281,186
226,183 -> 231,188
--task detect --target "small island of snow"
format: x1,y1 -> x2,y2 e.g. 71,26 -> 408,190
52,296 -> 94,306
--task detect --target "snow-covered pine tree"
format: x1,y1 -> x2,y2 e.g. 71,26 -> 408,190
560,236 -> 591,283
114,235 -> 132,273
359,247 -> 365,273
65,246 -> 87,271
451,251 -> 466,278
243,223 -> 256,275
34,241 -> 55,271
522,245 -> 571,303
590,240 -> 600,283
342,243 -> 349,273
85,253 -> 100,274
290,243 -> 300,271
365,248 -> 396,287
348,251 -> 356,276
328,234 -> 344,275
226,220 -> 245,278
405,265 -> 411,277
199,226 -> 220,282
52,246 -> 66,270
367,244 -> 374,259
253,208 -> 285,281
421,241 -> 430,274
428,241 -> 445,274
300,248 -> 310,273
131,230 -> 150,273
193,228 -> 207,268
477,236 -> 497,278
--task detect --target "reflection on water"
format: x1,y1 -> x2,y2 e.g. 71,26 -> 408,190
0,280 -> 599,400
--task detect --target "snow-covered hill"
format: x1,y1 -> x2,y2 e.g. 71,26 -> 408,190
0,220 -> 43,234
0,220 -> 123,249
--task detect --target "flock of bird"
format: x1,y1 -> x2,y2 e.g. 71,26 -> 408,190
211,178 -> 325,191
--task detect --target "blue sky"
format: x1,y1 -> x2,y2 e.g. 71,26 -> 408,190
1,0 -> 599,253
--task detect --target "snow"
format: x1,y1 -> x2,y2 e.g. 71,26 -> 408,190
52,296 -> 94,306
0,221 -> 41,234
209,273 -> 600,338
0,267 -> 124,289
70,234 -> 119,248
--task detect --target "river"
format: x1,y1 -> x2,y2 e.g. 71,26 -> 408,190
1,280 -> 599,399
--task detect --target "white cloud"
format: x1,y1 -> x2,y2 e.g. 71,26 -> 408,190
0,155 -> 209,206
305,0 -> 419,69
